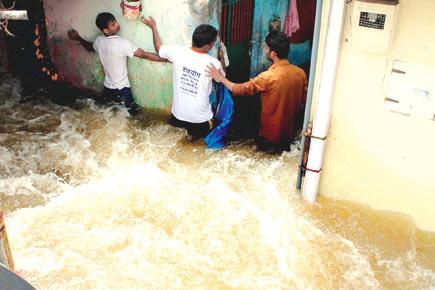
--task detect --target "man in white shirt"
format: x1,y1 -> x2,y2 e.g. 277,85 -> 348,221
67,12 -> 166,114
141,16 -> 225,140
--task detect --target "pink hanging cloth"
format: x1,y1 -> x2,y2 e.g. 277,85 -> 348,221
284,0 -> 300,38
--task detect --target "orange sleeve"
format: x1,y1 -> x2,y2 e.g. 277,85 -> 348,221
232,72 -> 268,96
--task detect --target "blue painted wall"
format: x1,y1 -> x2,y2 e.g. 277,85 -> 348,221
250,0 -> 289,76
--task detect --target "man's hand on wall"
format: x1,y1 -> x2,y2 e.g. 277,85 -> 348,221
140,16 -> 157,29
67,29 -> 94,52
67,29 -> 80,41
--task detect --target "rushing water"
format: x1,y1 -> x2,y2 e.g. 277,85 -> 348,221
0,72 -> 434,289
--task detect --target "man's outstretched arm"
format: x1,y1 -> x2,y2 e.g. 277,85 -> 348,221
206,63 -> 265,96
206,63 -> 235,92
140,16 -> 162,54
134,48 -> 167,62
67,29 -> 95,52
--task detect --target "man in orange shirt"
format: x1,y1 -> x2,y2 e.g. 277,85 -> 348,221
207,31 -> 307,153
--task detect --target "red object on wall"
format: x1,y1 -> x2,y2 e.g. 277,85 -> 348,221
220,0 -> 254,47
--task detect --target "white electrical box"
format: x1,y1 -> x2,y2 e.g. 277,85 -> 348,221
350,0 -> 399,54
385,60 -> 435,121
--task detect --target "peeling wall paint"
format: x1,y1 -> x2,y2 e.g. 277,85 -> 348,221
250,0 -> 289,76
44,0 -> 220,110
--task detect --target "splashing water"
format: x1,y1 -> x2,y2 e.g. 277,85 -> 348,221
1,74 -> 434,289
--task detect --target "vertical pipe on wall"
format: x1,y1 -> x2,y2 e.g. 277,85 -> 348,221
302,0 -> 346,203
296,0 -> 324,190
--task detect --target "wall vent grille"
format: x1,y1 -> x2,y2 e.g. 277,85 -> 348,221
359,12 -> 386,30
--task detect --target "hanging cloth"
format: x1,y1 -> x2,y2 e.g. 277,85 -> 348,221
284,0 -> 300,38
290,0 -> 316,43
205,83 -> 234,149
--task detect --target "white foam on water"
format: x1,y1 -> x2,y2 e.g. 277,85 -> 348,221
7,161 -> 382,289
0,74 -> 433,289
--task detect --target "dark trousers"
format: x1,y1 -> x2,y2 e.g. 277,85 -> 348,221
102,87 -> 135,113
170,114 -> 212,139
255,136 -> 291,154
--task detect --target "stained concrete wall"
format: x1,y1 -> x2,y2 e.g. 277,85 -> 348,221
250,0 -> 289,75
44,0 -> 220,110
316,0 -> 435,232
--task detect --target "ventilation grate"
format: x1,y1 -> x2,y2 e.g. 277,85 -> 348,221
359,12 -> 386,30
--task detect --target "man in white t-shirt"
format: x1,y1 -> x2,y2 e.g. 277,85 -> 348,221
68,12 -> 166,114
141,16 -> 225,140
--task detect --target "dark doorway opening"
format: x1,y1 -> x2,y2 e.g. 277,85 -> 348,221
220,0 -> 260,140
0,0 -> 95,104
1,0 -> 59,96
220,0 -> 254,83
219,0 -> 317,144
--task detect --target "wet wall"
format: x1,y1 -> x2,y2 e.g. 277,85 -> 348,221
319,0 -> 435,231
44,0 -> 220,110
250,0 -> 289,76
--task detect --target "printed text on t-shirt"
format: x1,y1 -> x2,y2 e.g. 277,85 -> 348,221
181,67 -> 201,96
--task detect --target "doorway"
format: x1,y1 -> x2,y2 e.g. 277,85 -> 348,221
219,0 -> 317,142
220,0 -> 254,83
220,0 -> 259,140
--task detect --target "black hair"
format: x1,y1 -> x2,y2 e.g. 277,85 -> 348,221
265,31 -> 290,59
95,12 -> 116,31
192,24 -> 218,48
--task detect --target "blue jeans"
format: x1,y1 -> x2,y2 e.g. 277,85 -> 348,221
102,87 -> 135,112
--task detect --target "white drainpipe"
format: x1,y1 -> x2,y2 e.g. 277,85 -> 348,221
302,0 -> 346,203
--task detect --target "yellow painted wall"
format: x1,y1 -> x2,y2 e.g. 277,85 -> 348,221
317,0 -> 435,232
